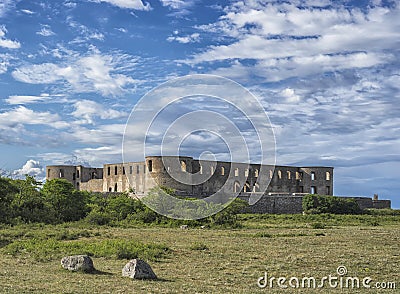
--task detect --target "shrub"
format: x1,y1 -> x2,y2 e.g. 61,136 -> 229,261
85,210 -> 111,226
303,194 -> 362,215
311,222 -> 326,229
210,198 -> 248,227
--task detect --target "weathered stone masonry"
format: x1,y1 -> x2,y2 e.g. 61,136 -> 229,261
46,156 -> 334,196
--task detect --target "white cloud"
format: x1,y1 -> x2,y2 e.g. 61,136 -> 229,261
0,0 -> 19,17
36,25 -> 55,37
0,53 -> 12,74
211,52 -> 392,82
94,0 -> 151,11
72,99 -> 128,124
0,106 -> 68,129
21,9 -> 34,14
116,27 -> 127,33
64,2 -> 77,8
0,26 -> 21,49
167,33 -> 200,44
160,0 -> 197,15
191,2 -> 400,82
12,53 -> 139,96
66,16 -> 107,43
281,88 -> 300,103
5,93 -> 51,104
13,160 -> 44,178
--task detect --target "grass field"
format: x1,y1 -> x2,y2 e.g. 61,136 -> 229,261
0,213 -> 399,293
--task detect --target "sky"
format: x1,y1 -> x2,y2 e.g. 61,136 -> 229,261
0,0 -> 399,207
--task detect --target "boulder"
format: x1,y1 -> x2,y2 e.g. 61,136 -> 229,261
122,259 -> 157,280
61,255 -> 95,272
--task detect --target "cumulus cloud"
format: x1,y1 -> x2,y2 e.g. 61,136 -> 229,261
13,160 -> 44,178
12,53 -> 139,96
167,33 -> 200,44
280,88 -> 300,103
191,2 -> 400,81
71,99 -> 128,124
0,26 -> 20,49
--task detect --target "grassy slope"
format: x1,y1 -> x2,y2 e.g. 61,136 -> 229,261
0,214 -> 399,293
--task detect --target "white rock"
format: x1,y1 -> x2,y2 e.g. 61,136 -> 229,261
122,259 -> 157,280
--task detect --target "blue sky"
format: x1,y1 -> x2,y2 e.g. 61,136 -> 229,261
0,0 -> 399,207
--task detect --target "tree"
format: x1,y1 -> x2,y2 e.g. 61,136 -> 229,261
0,177 -> 17,223
11,176 -> 56,223
41,179 -> 88,222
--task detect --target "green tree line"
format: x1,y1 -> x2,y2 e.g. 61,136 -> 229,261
0,176 -> 247,227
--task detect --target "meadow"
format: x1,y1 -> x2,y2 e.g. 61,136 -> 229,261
0,213 -> 399,293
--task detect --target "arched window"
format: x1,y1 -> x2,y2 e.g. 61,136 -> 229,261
278,170 -> 282,179
234,181 -> 241,193
326,171 -> 330,181
244,181 -> 251,192
180,160 -> 186,172
269,170 -> 273,179
253,183 -> 259,192
114,183 -> 118,192
148,160 -> 153,172
234,168 -> 239,177
254,169 -> 259,177
199,165 -> 203,174
221,166 -> 225,176
114,166 -> 118,175
245,169 -> 249,177
287,171 -> 291,179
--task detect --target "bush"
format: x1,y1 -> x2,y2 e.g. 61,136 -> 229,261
311,222 -> 325,229
303,194 -> 362,215
85,210 -> 112,226
210,198 -> 248,227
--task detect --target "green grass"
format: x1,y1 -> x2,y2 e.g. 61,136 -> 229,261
0,213 -> 399,293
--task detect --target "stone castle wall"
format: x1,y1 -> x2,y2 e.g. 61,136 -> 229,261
238,194 -> 391,214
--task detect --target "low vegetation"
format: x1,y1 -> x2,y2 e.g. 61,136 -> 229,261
302,193 -> 362,214
1,176 -> 399,292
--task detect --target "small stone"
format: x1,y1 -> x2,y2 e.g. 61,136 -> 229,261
180,225 -> 188,229
61,255 -> 95,272
122,259 -> 157,280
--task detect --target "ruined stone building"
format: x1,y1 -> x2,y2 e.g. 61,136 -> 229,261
46,156 -> 334,196
46,156 -> 391,213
